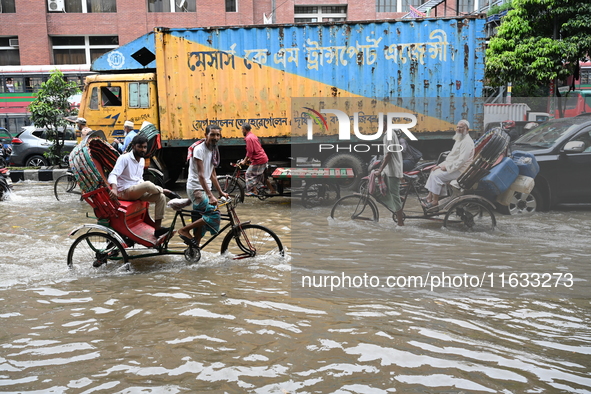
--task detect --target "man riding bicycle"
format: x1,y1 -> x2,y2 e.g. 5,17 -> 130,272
237,123 -> 277,196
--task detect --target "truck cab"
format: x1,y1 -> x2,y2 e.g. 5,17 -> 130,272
79,73 -> 158,142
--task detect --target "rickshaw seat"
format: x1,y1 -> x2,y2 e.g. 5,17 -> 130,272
83,188 -> 158,247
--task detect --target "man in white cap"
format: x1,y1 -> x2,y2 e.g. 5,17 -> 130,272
75,118 -> 92,142
121,120 -> 137,152
423,119 -> 474,210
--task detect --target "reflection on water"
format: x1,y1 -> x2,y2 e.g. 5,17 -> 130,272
0,182 -> 590,393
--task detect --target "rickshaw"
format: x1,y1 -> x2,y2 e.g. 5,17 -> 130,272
330,129 -> 513,231
67,131 -> 284,271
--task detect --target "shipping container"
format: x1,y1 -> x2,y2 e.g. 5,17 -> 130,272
82,17 -> 487,186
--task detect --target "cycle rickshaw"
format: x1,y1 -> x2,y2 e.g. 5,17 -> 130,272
66,134 -> 284,271
331,129 -> 516,231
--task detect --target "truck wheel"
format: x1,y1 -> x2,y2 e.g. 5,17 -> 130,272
323,153 -> 365,191
497,187 -> 545,215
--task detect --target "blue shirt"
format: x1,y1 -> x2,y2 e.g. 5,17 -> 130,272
122,130 -> 137,152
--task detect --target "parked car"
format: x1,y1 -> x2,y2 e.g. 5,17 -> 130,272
503,114 -> 591,214
9,125 -> 78,167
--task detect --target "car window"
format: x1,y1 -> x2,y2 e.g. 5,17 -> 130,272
515,120 -> 580,148
32,130 -> 45,138
571,130 -> 591,153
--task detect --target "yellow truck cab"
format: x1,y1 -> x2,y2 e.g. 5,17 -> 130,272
80,73 -> 158,142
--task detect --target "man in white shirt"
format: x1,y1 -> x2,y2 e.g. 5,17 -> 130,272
177,125 -> 228,248
423,120 -> 474,210
107,134 -> 175,237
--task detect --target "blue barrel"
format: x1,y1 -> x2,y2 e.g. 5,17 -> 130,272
511,150 -> 540,178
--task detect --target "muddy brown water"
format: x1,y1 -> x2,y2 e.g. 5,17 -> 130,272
0,182 -> 590,393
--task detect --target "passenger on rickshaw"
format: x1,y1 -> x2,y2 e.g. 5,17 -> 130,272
237,123 -> 277,196
423,120 -> 474,211
177,125 -> 229,249
107,134 -> 175,237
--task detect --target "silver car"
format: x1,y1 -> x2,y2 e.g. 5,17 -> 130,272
9,125 -> 78,167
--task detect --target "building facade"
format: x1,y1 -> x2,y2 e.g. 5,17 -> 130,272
0,0 -> 480,67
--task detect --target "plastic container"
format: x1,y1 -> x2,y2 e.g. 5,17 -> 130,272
511,150 -> 540,178
495,175 -> 535,206
478,157 -> 519,196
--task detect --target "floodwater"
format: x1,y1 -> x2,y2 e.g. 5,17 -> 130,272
1,181 -> 590,393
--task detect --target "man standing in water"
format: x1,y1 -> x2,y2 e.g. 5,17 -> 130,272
373,116 -> 404,226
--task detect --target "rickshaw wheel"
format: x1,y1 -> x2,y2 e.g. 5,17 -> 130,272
67,232 -> 128,270
184,246 -> 201,264
443,199 -> 496,232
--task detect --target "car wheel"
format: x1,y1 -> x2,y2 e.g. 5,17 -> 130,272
25,155 -> 48,167
497,187 -> 544,215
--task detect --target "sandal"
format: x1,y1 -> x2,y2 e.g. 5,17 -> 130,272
422,201 -> 439,212
179,235 -> 199,249
245,192 -> 258,197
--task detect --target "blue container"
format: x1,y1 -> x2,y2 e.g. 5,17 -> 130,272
511,150 -> 540,178
478,157 -> 519,196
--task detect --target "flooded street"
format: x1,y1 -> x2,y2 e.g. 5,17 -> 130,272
1,181 -> 590,393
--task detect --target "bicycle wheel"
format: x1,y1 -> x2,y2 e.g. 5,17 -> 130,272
443,200 -> 496,232
220,224 -> 284,259
302,182 -> 340,208
67,232 -> 128,270
217,175 -> 245,203
330,194 -> 379,222
54,173 -> 81,202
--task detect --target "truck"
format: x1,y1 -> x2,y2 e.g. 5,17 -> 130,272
80,16 -> 487,188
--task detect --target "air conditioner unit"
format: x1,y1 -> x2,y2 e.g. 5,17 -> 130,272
9,39 -> 19,47
47,0 -> 65,12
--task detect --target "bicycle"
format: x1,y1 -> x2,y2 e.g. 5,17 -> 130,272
331,173 -> 496,231
54,171 -> 81,202
217,162 -> 285,202
67,189 -> 284,270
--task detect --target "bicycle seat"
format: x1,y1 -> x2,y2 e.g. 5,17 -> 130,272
403,174 -> 419,180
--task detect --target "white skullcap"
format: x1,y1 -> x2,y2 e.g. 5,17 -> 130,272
124,120 -> 134,128
76,117 -> 87,124
458,119 -> 470,129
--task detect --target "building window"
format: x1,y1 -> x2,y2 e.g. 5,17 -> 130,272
376,0 -> 395,12
49,0 -> 117,13
52,36 -> 119,65
294,5 -> 346,23
147,0 -> 196,12
1,0 -> 16,13
225,0 -> 237,12
0,37 -> 20,66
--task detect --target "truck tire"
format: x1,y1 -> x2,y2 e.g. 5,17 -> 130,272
323,153 -> 365,191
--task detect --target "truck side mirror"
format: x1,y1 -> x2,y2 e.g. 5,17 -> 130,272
563,140 -> 586,153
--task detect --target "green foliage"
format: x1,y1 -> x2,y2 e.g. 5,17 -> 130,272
28,71 -> 80,166
486,0 -> 591,91
487,1 -> 512,16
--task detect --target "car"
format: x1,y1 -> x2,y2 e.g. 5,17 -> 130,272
503,114 -> 591,213
9,125 -> 78,167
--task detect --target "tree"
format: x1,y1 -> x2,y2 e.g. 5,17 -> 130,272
486,0 -> 591,91
28,71 -> 80,166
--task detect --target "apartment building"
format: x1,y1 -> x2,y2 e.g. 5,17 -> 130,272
0,0 -> 479,67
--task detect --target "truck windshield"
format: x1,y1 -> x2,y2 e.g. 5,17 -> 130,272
514,120 -> 579,148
